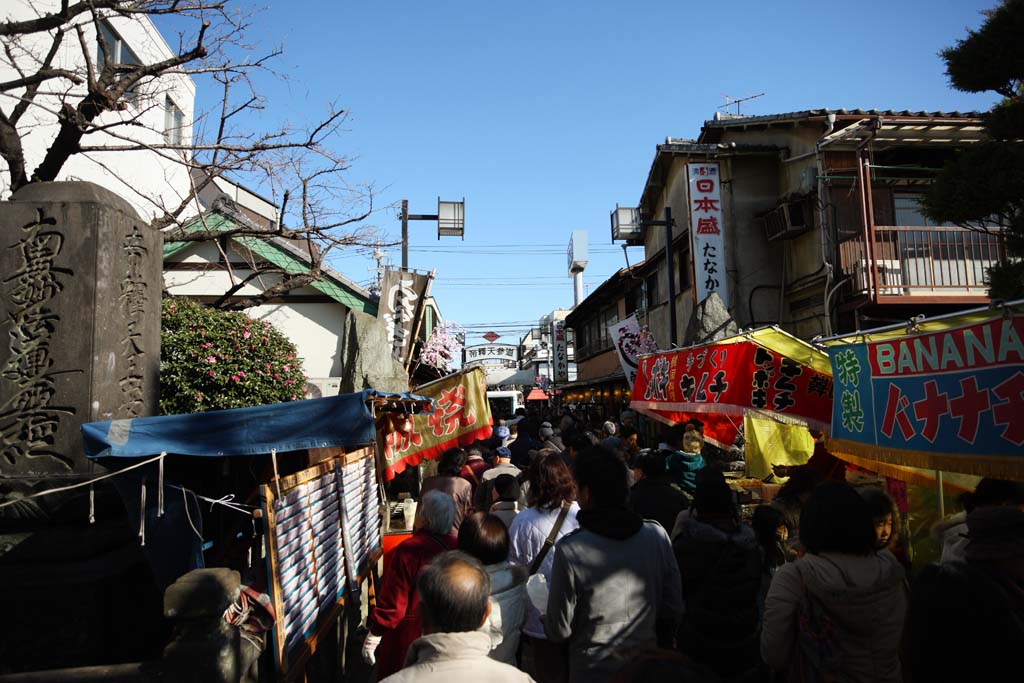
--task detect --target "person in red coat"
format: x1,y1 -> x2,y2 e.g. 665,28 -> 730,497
363,490 -> 457,678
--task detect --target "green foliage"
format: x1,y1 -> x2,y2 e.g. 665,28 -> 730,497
941,0 -> 1024,98
926,0 -> 1024,300
160,298 -> 308,415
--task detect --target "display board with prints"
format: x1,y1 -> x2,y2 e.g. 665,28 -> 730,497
261,447 -> 383,679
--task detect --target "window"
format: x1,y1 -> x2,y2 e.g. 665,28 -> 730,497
677,246 -> 691,292
645,272 -> 661,309
164,96 -> 185,146
97,21 -> 142,105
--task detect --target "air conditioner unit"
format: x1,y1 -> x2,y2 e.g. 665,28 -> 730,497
854,259 -> 905,295
763,200 -> 813,242
304,378 -> 342,399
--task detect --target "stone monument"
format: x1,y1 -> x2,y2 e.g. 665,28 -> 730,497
0,182 -> 162,671
0,182 -> 160,502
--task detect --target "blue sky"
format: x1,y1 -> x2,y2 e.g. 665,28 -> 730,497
176,1 -> 998,345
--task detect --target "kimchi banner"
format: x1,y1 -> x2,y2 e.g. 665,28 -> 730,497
379,367 -> 493,481
630,329 -> 833,448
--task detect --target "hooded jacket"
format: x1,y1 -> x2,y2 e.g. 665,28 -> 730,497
545,508 -> 684,683
665,450 -> 705,495
673,516 -> 763,677
931,511 -> 969,563
762,551 -> 907,682
479,561 -> 529,664
380,631 -> 534,682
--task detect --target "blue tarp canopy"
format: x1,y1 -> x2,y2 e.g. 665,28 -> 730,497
82,390 -> 432,459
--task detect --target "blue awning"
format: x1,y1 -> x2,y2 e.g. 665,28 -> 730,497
82,390 -> 432,459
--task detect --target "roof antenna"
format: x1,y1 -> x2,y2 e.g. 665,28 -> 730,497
718,92 -> 766,116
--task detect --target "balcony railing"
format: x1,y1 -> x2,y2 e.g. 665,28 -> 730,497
838,225 -> 1003,303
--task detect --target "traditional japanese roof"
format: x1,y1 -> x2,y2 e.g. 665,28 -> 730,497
163,210 -> 378,314
564,258 -> 649,327
701,108 -> 983,130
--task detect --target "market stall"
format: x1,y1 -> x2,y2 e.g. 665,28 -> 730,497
376,367 -> 493,568
81,389 -> 432,681
630,326 -> 834,449
822,303 -> 1024,481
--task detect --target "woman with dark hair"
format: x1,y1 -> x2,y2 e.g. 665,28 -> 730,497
769,464 -> 822,554
458,512 -> 528,665
761,482 -> 907,682
421,447 -> 473,533
508,453 -> 580,683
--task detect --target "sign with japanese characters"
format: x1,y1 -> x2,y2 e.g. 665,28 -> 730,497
552,320 -> 569,382
828,315 -> 1024,467
378,268 -> 431,364
462,343 -> 519,367
687,162 -> 729,307
631,340 -> 832,447
609,314 -> 659,389
380,368 -> 493,481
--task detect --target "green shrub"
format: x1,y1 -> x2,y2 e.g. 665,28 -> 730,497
160,298 -> 307,414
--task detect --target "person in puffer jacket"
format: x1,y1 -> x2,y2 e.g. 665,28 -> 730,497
761,482 -> 907,683
673,470 -> 763,680
458,512 -> 528,665
664,425 -> 705,496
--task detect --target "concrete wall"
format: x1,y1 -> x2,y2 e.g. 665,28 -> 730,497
1,1 -> 195,221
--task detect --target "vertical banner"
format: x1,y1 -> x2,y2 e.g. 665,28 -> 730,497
687,162 -> 729,307
378,268 -> 430,364
552,320 -> 569,382
609,313 -> 659,388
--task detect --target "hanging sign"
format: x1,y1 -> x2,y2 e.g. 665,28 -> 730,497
687,162 -> 729,307
828,315 -> 1024,473
609,313 -> 659,389
552,320 -> 569,383
378,268 -> 431,364
631,339 -> 832,447
380,368 -> 493,481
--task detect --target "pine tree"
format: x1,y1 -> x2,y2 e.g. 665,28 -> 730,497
923,0 -> 1024,299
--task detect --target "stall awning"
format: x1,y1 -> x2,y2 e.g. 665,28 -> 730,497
630,327 -> 833,448
82,390 -> 432,459
823,302 -> 1024,479
381,368 -> 493,481
526,388 -> 549,401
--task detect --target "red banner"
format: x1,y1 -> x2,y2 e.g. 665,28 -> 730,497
630,340 -> 833,447
379,368 -> 493,481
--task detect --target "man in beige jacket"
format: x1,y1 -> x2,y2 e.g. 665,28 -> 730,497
380,551 -> 534,683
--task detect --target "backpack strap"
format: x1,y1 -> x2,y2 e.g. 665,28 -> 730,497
529,502 -> 571,575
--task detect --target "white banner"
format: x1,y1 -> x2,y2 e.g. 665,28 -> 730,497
687,162 -> 729,307
609,313 -> 659,388
552,320 -> 569,383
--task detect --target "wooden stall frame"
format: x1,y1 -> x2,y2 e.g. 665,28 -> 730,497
262,447 -> 376,681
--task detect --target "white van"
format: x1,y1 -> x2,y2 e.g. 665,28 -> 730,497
486,390 -> 524,420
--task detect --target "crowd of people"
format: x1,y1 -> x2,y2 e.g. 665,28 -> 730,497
365,409 -> 1024,682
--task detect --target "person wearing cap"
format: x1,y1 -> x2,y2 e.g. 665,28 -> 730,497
493,424 -> 512,448
475,446 -> 526,511
909,504 -> 1024,680
539,421 -> 564,453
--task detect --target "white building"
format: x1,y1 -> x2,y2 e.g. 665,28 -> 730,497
1,1 -> 195,221
518,309 -> 577,386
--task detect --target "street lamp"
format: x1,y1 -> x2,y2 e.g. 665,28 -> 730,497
609,204 -> 678,347
400,197 -> 465,269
